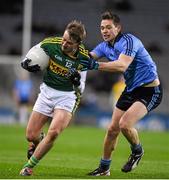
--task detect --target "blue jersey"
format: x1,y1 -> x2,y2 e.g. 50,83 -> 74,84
14,79 -> 33,101
92,33 -> 158,92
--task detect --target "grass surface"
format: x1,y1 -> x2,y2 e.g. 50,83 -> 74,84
0,124 -> 169,179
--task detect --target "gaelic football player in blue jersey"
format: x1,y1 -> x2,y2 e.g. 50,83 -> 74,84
19,20 -> 89,176
80,11 -> 163,176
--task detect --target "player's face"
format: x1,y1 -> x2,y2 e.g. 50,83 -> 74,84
61,30 -> 79,54
100,19 -> 121,42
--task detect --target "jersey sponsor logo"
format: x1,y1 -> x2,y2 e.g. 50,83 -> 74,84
49,59 -> 68,76
54,55 -> 62,61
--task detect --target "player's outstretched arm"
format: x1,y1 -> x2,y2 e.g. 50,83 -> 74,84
80,58 -> 99,71
80,54 -> 133,73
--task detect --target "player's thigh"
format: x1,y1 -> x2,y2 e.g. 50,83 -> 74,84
26,111 -> 49,135
48,109 -> 72,134
120,101 -> 147,128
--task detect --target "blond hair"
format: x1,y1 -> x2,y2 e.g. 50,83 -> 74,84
66,20 -> 86,43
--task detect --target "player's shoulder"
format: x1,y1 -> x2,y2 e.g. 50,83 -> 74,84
98,41 -> 107,47
79,44 -> 90,58
122,33 -> 141,42
93,41 -> 108,51
41,36 -> 62,45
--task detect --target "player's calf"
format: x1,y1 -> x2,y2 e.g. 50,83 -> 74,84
27,132 -> 45,159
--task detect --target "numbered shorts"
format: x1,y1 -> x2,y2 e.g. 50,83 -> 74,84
116,85 -> 163,112
33,83 -> 80,117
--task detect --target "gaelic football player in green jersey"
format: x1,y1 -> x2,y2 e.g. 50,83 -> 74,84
20,20 -> 89,176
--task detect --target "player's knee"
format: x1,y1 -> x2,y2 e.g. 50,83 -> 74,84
26,131 -> 37,142
119,118 -> 129,131
107,126 -> 120,139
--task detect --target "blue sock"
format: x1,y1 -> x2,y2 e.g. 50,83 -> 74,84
100,158 -> 111,170
131,143 -> 143,154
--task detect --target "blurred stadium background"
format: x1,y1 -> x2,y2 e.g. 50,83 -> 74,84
0,0 -> 169,179
0,0 -> 169,130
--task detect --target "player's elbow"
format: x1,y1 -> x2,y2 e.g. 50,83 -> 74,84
112,60 -> 129,73
118,64 -> 127,72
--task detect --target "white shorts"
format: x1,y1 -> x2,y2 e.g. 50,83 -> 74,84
33,83 -> 80,117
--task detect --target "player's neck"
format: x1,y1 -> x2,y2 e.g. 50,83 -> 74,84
66,48 -> 78,59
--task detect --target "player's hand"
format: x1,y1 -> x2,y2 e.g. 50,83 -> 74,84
21,58 -> 40,72
66,68 -> 81,87
80,58 -> 99,71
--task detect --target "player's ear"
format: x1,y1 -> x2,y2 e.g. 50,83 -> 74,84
115,24 -> 121,32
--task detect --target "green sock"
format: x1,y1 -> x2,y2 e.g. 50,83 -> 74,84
23,156 -> 39,168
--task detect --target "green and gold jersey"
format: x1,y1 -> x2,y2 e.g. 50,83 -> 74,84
40,37 -> 89,91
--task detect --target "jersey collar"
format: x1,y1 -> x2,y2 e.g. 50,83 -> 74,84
108,32 -> 123,47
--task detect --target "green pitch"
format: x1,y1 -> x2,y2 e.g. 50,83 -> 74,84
0,124 -> 169,179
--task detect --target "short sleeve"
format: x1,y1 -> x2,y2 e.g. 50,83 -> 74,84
91,42 -> 105,58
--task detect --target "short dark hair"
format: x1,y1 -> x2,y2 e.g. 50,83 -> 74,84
101,11 -> 121,26
65,20 -> 86,43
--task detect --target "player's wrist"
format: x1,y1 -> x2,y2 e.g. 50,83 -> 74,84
94,61 -> 99,70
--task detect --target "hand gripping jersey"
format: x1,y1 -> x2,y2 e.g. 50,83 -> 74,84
40,37 -> 89,91
92,33 -> 158,92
